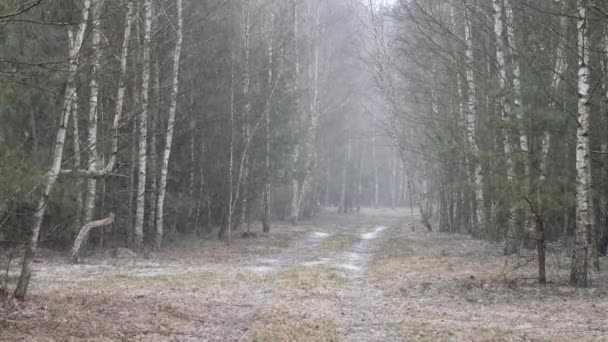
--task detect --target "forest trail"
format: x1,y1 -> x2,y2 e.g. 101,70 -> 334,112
2,208 -> 608,341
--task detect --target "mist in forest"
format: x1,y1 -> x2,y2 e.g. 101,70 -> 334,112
1,0 -> 608,340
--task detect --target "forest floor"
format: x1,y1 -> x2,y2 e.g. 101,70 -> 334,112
1,208 -> 608,341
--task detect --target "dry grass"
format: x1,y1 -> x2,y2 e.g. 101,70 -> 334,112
249,309 -> 338,342
369,220 -> 608,341
4,209 -> 605,341
246,265 -> 344,342
318,233 -> 360,253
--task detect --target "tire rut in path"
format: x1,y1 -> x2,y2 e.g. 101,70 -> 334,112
334,226 -> 404,341
181,231 -> 332,341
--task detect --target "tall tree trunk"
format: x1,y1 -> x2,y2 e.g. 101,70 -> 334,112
371,134 -> 379,208
148,61 -> 159,239
262,12 -> 274,233
339,136 -> 351,213
570,0 -> 592,286
298,1 -> 321,219
14,0 -> 92,299
83,0 -> 104,227
494,0 -> 517,254
134,0 -> 153,252
541,0 -> 569,175
155,0 -> 183,250
464,5 -> 484,234
504,0 -> 527,155
290,0 -> 301,224
71,94 -> 83,232
391,149 -> 397,209
220,46 -> 236,243
239,2 -> 251,234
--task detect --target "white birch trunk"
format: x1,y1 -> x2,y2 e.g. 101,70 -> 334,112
155,0 -> 183,250
83,0 -> 103,225
571,0 -> 592,286
134,0 -> 153,252
223,46 -> 236,244
290,0 -> 301,224
464,9 -> 484,233
239,2 -> 251,232
263,12 -> 274,233
148,61 -> 159,237
297,3 -> 321,216
494,0 -> 517,252
14,0 -> 92,299
504,0 -> 527,154
61,1 -> 133,179
339,136 -> 351,213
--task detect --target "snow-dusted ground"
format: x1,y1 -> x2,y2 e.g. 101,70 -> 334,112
2,207 -> 607,341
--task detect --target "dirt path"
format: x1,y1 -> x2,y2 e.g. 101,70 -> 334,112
332,225 -> 402,341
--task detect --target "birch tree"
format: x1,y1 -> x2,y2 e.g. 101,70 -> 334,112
464,3 -> 484,234
570,0 -> 592,286
134,0 -> 153,252
155,0 -> 184,250
14,0 -> 92,299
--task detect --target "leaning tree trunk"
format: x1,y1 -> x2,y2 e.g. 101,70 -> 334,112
155,0 -> 183,250
571,0 -> 592,287
14,0 -> 92,299
134,0 -> 153,252
71,213 -> 114,263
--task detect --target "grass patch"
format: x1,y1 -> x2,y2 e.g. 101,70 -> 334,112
318,233 -> 360,252
249,309 -> 338,342
267,265 -> 346,289
375,236 -> 414,261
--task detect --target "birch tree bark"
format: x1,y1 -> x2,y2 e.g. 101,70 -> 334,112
262,11 -> 275,233
493,0 -> 517,254
290,0 -> 301,224
14,0 -> 92,299
297,1 -> 321,218
464,5 -> 484,234
570,0 -> 592,286
504,0 -> 527,155
83,0 -> 104,226
155,0 -> 183,250
239,1 -> 251,233
339,136 -> 351,213
219,46 -> 236,243
134,0 -> 153,252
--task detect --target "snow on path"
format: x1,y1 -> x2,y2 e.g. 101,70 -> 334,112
332,225 -> 403,341
247,231 -> 331,273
